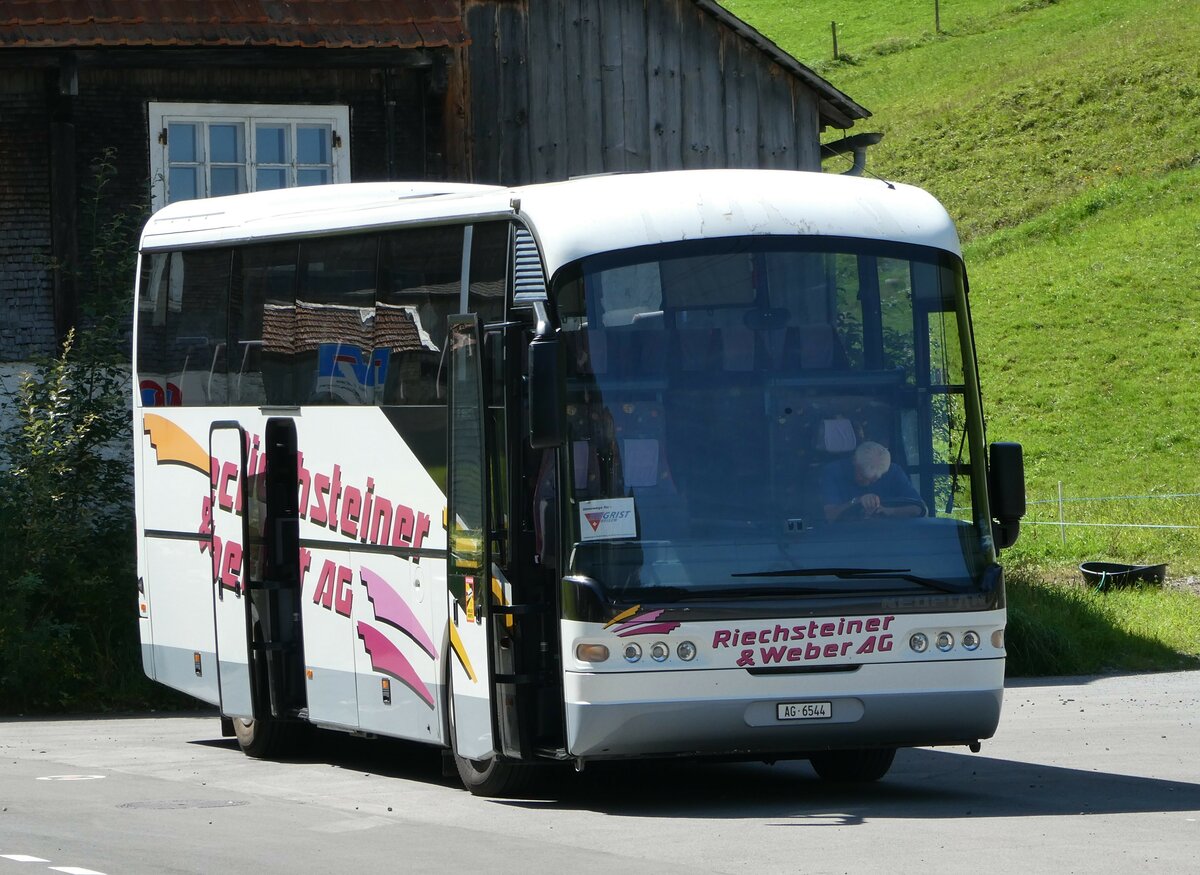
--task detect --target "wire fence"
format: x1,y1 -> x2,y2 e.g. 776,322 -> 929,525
1021,485 -> 1200,545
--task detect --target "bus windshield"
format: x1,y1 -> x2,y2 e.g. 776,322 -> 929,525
553,236 -> 996,602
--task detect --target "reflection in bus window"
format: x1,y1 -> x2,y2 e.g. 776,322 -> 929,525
296,234 -> 380,405
235,243 -> 298,405
379,226 -> 463,404
136,249 -> 232,407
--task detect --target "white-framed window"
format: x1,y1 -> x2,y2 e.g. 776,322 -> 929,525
149,102 -> 351,210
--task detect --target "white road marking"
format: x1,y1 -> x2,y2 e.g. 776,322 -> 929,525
34,776 -> 105,782
49,868 -> 106,875
0,856 -> 50,863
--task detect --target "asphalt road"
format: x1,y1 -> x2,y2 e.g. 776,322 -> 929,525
1,671 -> 1198,874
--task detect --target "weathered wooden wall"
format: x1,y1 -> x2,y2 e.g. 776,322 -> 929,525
463,0 -> 822,184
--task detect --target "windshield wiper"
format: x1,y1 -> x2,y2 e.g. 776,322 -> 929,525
731,567 -> 965,594
625,584 -> 839,602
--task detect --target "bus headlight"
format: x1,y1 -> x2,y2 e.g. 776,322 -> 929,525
992,628 -> 1005,649
935,632 -> 955,652
650,641 -> 670,662
677,641 -> 697,661
576,643 -> 610,663
623,642 -> 643,663
909,633 -> 929,653
962,631 -> 981,651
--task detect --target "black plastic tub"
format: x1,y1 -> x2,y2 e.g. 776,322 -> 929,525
1079,561 -> 1167,590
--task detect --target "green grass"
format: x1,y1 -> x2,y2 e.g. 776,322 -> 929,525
1005,562 -> 1200,676
720,0 -> 1200,672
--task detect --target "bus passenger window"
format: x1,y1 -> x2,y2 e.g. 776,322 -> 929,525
379,226 -> 463,405
136,249 -> 231,406
296,234 -> 380,405
233,242 -> 298,406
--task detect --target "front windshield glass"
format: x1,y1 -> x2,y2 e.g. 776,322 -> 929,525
553,236 -> 994,603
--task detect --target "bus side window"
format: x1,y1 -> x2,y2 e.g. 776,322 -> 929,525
233,243 -> 299,406
469,221 -> 511,414
378,226 -> 463,405
136,249 -> 231,407
296,234 -> 379,405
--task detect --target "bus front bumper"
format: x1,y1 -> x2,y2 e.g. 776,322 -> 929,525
562,658 -> 1003,759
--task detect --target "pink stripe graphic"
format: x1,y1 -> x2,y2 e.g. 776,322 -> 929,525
360,566 -> 437,658
356,622 -> 434,707
617,621 -> 681,637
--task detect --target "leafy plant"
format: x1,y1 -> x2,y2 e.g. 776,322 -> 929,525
0,150 -> 168,712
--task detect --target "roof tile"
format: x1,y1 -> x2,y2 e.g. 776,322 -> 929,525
0,0 -> 466,48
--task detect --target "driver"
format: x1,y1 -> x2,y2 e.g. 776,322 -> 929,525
822,441 -> 924,522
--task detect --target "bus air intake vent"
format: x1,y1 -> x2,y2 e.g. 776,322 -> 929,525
512,227 -> 548,304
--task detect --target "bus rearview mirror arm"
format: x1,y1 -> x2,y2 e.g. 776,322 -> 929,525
988,441 -> 1026,550
528,303 -> 566,450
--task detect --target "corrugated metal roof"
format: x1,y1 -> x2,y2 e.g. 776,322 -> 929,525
0,0 -> 467,49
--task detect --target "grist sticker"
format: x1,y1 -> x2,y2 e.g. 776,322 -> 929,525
579,498 -> 637,541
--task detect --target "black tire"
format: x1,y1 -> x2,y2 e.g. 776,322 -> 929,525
231,712 -> 299,759
447,669 -> 535,797
231,611 -> 302,759
809,747 -> 897,782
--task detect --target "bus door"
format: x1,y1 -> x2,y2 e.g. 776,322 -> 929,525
209,422 -> 255,720
246,418 -> 306,720
446,315 -> 495,759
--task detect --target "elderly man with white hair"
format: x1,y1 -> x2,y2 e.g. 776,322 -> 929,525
821,440 -> 924,522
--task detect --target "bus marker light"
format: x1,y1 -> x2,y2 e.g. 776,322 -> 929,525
962,631 -> 981,651
677,641 -> 697,661
909,633 -> 928,653
992,629 -> 1005,649
623,642 -> 643,663
193,652 -> 202,676
935,632 -> 954,652
576,643 -> 610,663
650,642 -> 669,662
381,678 -> 392,705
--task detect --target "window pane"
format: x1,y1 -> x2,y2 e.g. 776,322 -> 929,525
234,243 -> 298,405
379,226 -> 465,404
136,250 -> 231,406
297,169 -> 329,187
297,126 -> 330,164
297,235 -> 380,404
168,123 -> 197,162
168,167 -> 198,202
211,166 -> 246,197
256,168 -> 288,191
210,124 -> 244,163
256,125 -> 288,165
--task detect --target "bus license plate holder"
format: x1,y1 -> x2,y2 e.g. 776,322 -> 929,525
776,701 -> 832,721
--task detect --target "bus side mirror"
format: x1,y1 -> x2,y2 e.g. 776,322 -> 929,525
528,334 -> 565,449
989,441 -> 1026,550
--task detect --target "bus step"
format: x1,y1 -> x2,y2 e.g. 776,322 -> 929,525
245,578 -> 295,592
250,641 -> 293,653
491,603 -> 546,616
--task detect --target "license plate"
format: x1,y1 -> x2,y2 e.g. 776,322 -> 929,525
777,701 -> 832,721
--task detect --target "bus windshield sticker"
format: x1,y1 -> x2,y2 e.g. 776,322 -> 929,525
579,498 -> 637,541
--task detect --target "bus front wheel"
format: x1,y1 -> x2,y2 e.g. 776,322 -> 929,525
447,672 -> 534,797
809,747 -> 897,782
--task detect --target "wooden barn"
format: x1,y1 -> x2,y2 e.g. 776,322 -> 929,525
0,0 -> 870,360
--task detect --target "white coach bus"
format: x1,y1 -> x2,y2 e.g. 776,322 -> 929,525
132,170 -> 1025,795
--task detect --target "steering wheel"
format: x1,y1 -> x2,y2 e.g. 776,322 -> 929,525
839,496 -> 928,521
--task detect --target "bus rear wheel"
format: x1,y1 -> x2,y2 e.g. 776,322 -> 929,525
809,747 -> 897,782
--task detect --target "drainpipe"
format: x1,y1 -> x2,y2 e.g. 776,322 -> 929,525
821,131 -> 884,176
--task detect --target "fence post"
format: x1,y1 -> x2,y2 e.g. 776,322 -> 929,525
831,21 -> 839,60
1058,481 -> 1066,545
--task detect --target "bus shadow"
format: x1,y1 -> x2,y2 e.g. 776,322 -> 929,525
498,747 -> 1200,821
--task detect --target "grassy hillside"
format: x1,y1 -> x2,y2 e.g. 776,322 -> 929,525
723,0 -> 1200,573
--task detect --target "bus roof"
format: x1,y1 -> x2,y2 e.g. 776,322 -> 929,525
138,170 -> 962,273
